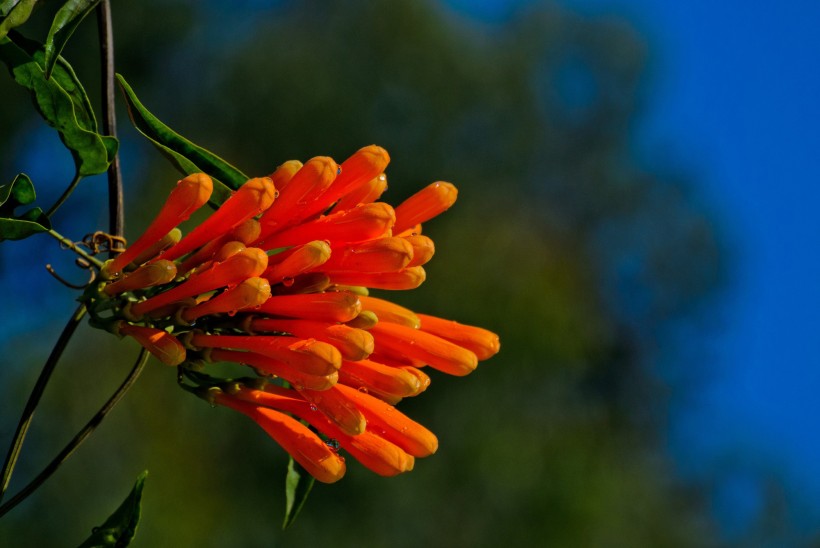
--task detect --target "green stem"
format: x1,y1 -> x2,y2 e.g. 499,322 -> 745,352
0,303 -> 87,503
0,349 -> 149,518
45,172 -> 83,219
45,228 -> 105,269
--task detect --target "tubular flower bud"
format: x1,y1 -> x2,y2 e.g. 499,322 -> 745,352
417,314 -> 500,361
404,235 -> 435,267
267,160 -> 303,194
296,145 -> 391,224
129,228 -> 182,267
258,156 -> 339,236
214,392 -> 346,484
104,260 -> 177,296
105,174 -> 213,276
337,359 -> 422,399
297,385 -> 366,436
393,181 -> 458,235
263,241 -> 331,283
333,173 -> 388,212
115,322 -> 186,366
359,296 -> 421,328
181,277 -> 271,322
322,237 -> 414,274
191,334 -> 341,376
370,321 -> 478,376
257,202 -> 395,250
131,248 -> 268,317
251,318 -> 374,361
328,266 -> 426,291
160,177 -> 277,262
209,348 -> 337,391
335,384 -> 438,457
256,291 -> 362,323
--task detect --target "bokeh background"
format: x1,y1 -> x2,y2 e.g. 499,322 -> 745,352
1,0 -> 818,545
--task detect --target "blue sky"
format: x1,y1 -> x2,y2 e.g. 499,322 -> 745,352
448,0 -> 820,537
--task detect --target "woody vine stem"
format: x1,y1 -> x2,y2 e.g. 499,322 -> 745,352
0,0 -> 139,514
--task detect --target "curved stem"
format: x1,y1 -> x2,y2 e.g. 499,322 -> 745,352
45,172 -> 83,218
97,0 -> 124,255
45,228 -> 105,269
0,349 -> 149,518
0,304 -> 87,503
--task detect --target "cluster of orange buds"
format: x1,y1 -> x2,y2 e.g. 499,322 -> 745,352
96,145 -> 499,482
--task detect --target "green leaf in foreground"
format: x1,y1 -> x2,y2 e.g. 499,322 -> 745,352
43,0 -> 100,79
0,173 -> 50,241
116,73 -> 249,207
283,457 -> 315,530
77,470 -> 148,548
0,0 -> 38,42
0,33 -> 117,176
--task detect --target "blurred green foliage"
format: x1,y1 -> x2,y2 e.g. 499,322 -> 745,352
0,1 -> 724,545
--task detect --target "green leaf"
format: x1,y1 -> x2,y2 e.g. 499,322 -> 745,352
77,470 -> 148,548
0,33 -> 117,175
116,73 -> 248,207
282,457 -> 315,530
0,0 -> 37,42
0,173 -> 50,241
43,0 -> 100,78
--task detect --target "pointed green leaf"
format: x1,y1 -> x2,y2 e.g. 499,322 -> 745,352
0,173 -> 50,241
43,0 -> 100,78
282,457 -> 315,530
0,34 -> 117,175
77,470 -> 148,548
0,0 -> 37,42
116,73 -> 248,206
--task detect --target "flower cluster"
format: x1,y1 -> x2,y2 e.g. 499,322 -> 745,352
94,145 -> 499,482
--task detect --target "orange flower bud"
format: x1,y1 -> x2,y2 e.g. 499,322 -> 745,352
297,145 -> 390,223
328,266 -> 426,291
417,314 -> 500,361
397,366 -> 431,394
263,241 -> 331,283
178,218 -> 260,275
393,181 -> 457,235
256,291 -> 362,323
337,359 -> 422,399
129,228 -> 182,267
131,248 -> 268,317
192,334 -> 341,376
335,384 -> 438,457
161,177 -> 277,262
258,157 -> 338,234
370,321 -> 478,376
267,160 -> 303,194
214,392 -> 345,483
270,272 -> 331,295
322,237 -> 414,273
333,173 -> 388,212
346,310 -> 379,330
104,260 -> 177,296
105,174 -> 213,275
403,235 -> 435,267
251,318 -> 374,361
115,322 -> 186,366
297,385 -> 366,436
209,348 -> 337,391
181,277 -> 271,322
359,295 -> 420,328
258,202 -> 395,250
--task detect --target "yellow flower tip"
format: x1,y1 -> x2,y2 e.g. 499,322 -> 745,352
417,314 -> 500,361
177,172 -> 214,206
350,145 -> 391,174
264,240 -> 331,282
240,176 -> 278,213
324,324 -> 374,361
393,181 -> 458,234
231,218 -> 262,245
181,277 -> 271,322
103,260 -> 178,296
346,310 -> 379,330
360,296 -> 421,329
346,432 -> 414,477
267,159 -> 303,194
213,240 -> 247,262
117,323 -> 186,366
129,228 -> 182,266
289,338 -> 343,375
404,235 -> 435,267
